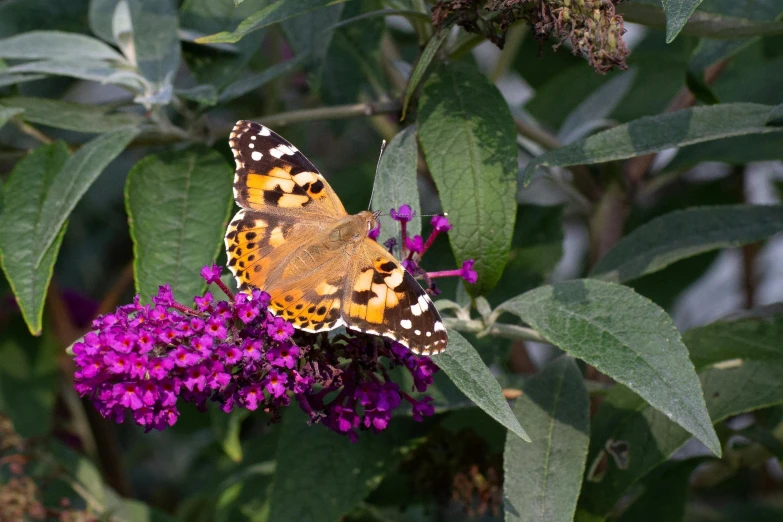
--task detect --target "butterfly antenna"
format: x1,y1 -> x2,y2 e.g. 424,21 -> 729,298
368,139 -> 387,211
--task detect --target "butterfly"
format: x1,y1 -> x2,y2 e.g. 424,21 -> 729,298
224,120 -> 448,355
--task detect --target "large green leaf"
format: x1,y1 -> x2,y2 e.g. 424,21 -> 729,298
581,360 -> 783,516
268,408 -> 401,521
418,62 -> 517,294
590,205 -> 783,283
125,145 -> 233,303
662,0 -> 706,42
504,356 -> 589,522
0,96 -> 143,133
432,331 -> 530,441
370,125 -> 421,244
197,0 -> 355,44
33,128 -> 139,269
498,279 -> 719,455
0,142 -> 69,335
2,58 -> 147,91
522,103 -> 783,184
0,30 -> 126,61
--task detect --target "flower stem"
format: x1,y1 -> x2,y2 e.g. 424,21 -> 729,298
426,268 -> 462,279
170,302 -> 200,316
215,279 -> 235,301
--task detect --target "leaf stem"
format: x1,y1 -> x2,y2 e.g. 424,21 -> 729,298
445,317 -> 548,343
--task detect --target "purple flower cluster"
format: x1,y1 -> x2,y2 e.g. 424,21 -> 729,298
72,265 -> 438,440
378,205 -> 478,287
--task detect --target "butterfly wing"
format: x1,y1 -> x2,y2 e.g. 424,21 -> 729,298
342,239 -> 448,355
229,120 -> 346,219
225,209 -> 325,292
227,120 -> 346,292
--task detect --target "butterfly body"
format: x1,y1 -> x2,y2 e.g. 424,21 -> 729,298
226,120 -> 447,355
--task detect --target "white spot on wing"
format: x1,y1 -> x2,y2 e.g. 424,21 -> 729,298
417,295 -> 430,309
251,151 -> 262,161
269,147 -> 283,159
248,143 -> 254,148
414,329 -> 421,335
259,126 -> 271,136
410,303 -> 422,316
433,321 -> 446,332
251,136 -> 256,140
400,319 -> 412,329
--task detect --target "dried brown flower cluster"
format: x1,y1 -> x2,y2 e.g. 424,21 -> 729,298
433,0 -> 629,73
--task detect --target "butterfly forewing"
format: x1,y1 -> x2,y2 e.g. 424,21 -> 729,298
229,120 -> 346,218
226,120 -> 448,355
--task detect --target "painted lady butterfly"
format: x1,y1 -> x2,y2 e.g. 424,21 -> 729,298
225,120 -> 448,355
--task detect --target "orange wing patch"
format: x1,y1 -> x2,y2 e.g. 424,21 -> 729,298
229,120 -> 345,217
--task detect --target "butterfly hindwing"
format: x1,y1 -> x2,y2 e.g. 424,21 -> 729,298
225,209 -> 322,292
342,240 -> 447,355
229,120 -> 346,218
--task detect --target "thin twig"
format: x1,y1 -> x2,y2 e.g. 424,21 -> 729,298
14,120 -> 55,145
252,99 -> 402,129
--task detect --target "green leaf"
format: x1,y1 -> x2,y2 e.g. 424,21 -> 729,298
504,356 -> 589,522
418,62 -> 518,294
401,29 -> 448,121
581,360 -> 783,516
89,0 -> 122,42
662,0 -> 706,42
123,0 -> 181,88
0,30 -> 126,61
33,128 -> 139,269
268,408 -> 401,521
371,125 -> 421,242
498,279 -> 720,455
3,59 -> 147,91
0,327 -> 59,437
683,305 -> 783,370
590,205 -> 783,283
0,142 -> 69,335
0,96 -> 143,133
523,103 -> 783,184
432,331 -> 530,441
0,105 -> 22,130
665,133 -> 783,171
196,0 -> 355,44
619,2 -> 783,39
0,73 -> 46,88
125,145 -> 233,303
617,458 -> 710,522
